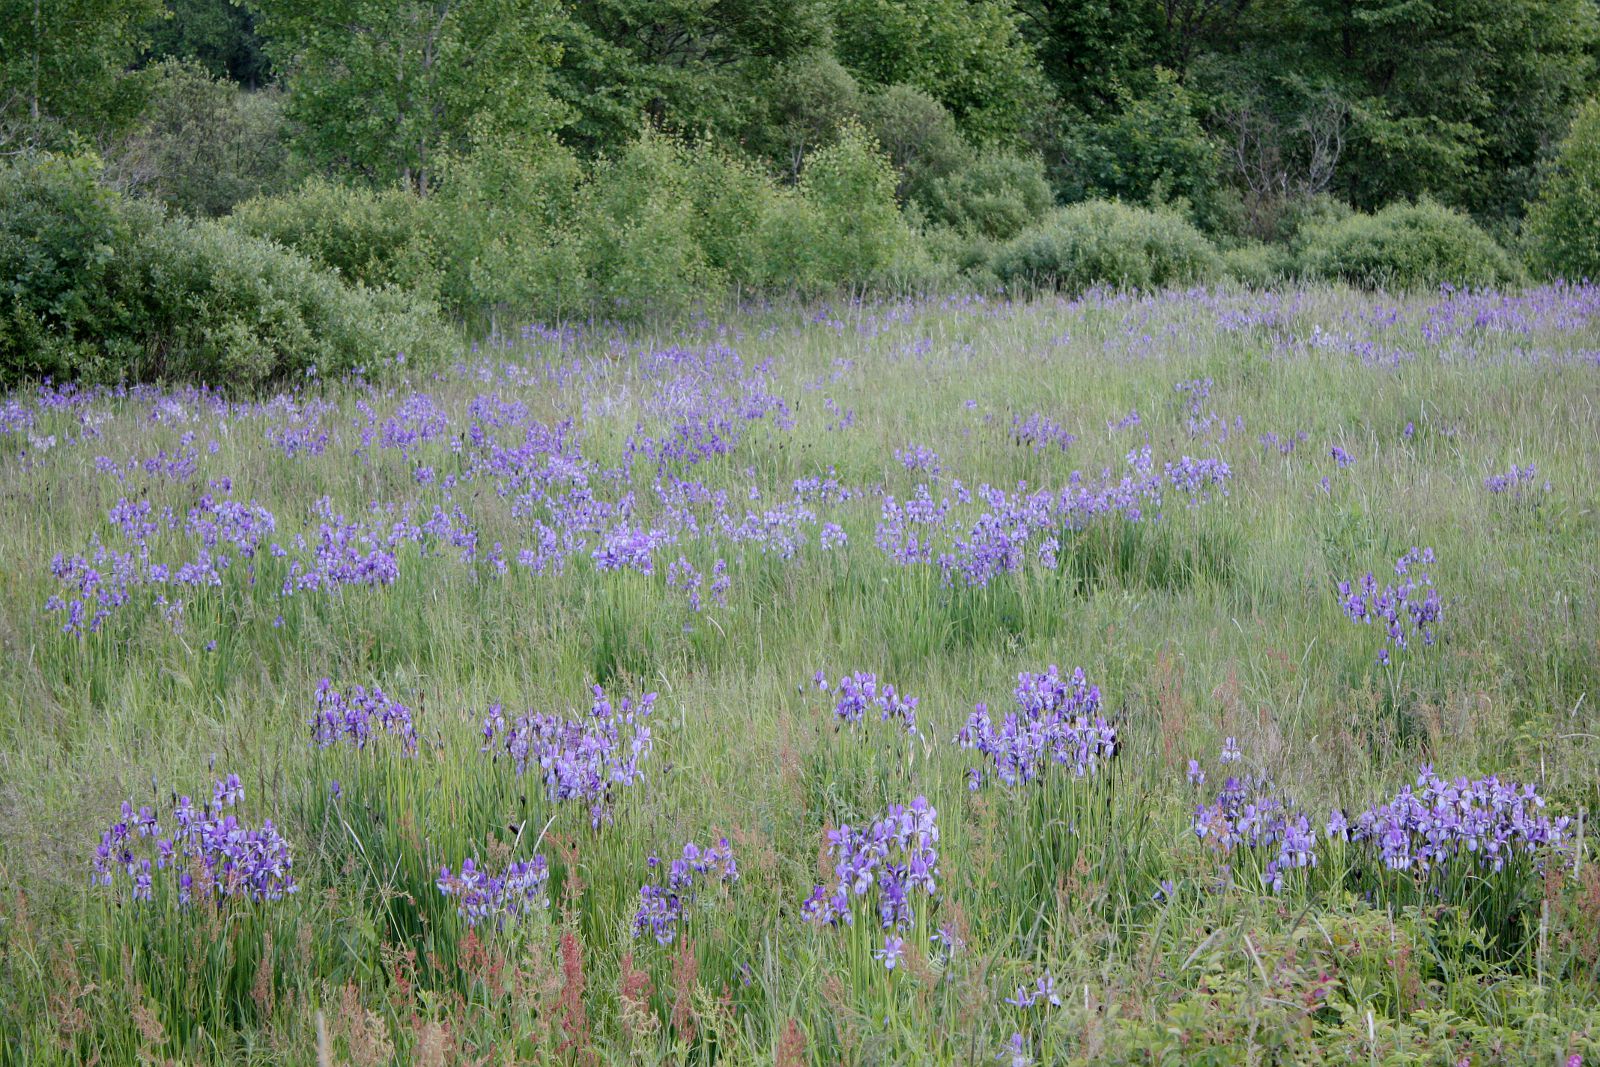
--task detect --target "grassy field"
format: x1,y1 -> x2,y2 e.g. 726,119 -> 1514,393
1,284 -> 1598,1065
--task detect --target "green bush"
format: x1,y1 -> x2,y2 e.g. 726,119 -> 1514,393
229,178 -> 440,299
428,135 -> 588,321
1296,199 -> 1520,289
0,154 -> 452,390
1038,71 -> 1231,233
926,152 -> 1053,240
860,84 -> 968,204
990,200 -> 1221,292
225,127 -> 919,323
1220,241 -> 1295,288
1525,98 -> 1600,282
779,125 -> 916,291
107,60 -> 291,218
577,130 -> 721,315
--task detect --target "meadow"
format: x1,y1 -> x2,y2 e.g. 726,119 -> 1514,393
1,283 -> 1598,1065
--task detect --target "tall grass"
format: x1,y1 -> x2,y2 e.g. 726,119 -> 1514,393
1,283 -> 1598,1063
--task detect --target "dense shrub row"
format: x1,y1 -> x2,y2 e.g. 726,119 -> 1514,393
0,155 -> 451,390
232,128 -> 921,324
10,98 -> 1600,392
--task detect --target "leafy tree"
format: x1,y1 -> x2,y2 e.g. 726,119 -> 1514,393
1038,70 -> 1228,228
1218,0 -> 1599,220
747,50 -> 861,179
859,84 -> 968,204
552,0 -> 829,153
107,59 -> 291,216
830,0 -> 1047,143
142,0 -> 272,86
1525,98 -> 1600,281
0,0 -> 164,146
246,0 -> 569,192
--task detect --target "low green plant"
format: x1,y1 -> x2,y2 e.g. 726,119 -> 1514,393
991,200 -> 1221,293
1297,198 -> 1521,289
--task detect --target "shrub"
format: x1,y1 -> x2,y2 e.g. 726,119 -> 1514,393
990,200 -> 1221,293
428,135 -> 588,321
229,178 -> 440,299
780,125 -> 916,291
925,152 -> 1053,240
682,144 -> 786,289
578,130 -> 721,315
1038,72 -> 1230,233
860,84 -> 968,204
754,52 -> 862,179
1,153 -> 162,384
1525,98 -> 1600,282
106,60 -> 292,218
1296,199 -> 1520,289
141,219 -> 451,387
1220,241 -> 1295,288
0,153 -> 452,390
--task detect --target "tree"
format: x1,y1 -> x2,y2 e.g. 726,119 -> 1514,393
830,0 -> 1048,144
551,0 -> 829,154
1526,98 -> 1600,281
246,0 -> 569,192
1215,0 -> 1599,220
107,60 -> 291,216
142,0 -> 273,87
0,0 -> 164,146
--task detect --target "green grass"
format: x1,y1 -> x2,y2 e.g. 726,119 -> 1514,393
1,284 -> 1598,1064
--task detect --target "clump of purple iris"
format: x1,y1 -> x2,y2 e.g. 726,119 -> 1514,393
1164,456 -> 1231,504
1338,547 -> 1442,665
1331,765 -> 1568,876
1484,463 -> 1548,501
1011,412 -> 1076,454
310,678 -> 417,753
956,666 -> 1117,789
480,685 -> 656,828
436,855 -> 550,927
1005,971 -> 1061,1008
91,774 -> 297,906
895,443 -> 943,475
1258,430 -> 1308,455
633,838 -> 738,945
1190,754 -> 1317,893
824,671 -> 919,737
1329,445 -> 1356,468
800,797 -> 940,970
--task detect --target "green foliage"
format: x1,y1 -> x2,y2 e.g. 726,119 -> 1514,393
991,199 -> 1221,293
1222,0 -> 1600,221
107,59 -> 291,217
578,130 -> 721,315
552,0 -> 829,154
925,152 -> 1054,240
226,127 -> 916,321
0,154 -> 451,390
750,51 -> 862,179
830,0 -> 1046,143
1219,240 -> 1294,288
1297,199 -> 1521,290
781,125 -> 917,291
246,0 -> 568,192
230,178 -> 440,298
858,84 -> 968,205
0,0 -> 165,145
1525,98 -> 1600,282
428,135 -> 589,321
142,0 -> 272,86
1039,70 -> 1228,231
